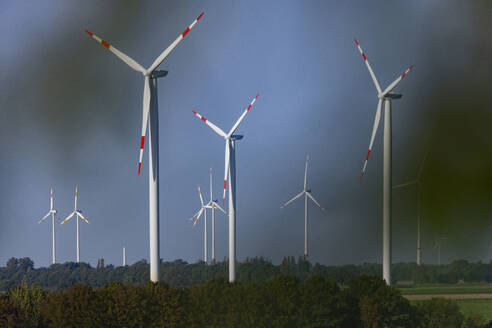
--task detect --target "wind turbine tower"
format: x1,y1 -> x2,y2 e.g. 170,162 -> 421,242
37,186 -> 58,265
206,168 -> 226,264
86,13 -> 204,282
355,38 -> 413,285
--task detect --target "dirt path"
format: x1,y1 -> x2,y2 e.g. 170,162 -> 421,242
404,293 -> 492,301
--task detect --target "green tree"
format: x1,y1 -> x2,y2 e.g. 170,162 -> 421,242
0,296 -> 25,327
8,281 -> 45,328
415,298 -> 464,328
344,275 -> 416,328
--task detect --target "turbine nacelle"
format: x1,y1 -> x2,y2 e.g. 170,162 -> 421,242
229,134 -> 243,141
149,70 -> 168,79
383,93 -> 402,100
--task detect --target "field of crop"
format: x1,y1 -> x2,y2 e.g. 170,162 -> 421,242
456,299 -> 492,322
400,284 -> 492,321
399,284 -> 492,295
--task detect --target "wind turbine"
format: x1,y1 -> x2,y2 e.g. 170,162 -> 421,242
281,155 -> 325,259
37,186 -> 58,265
192,93 -> 260,281
393,150 -> 429,265
60,186 -> 90,263
355,38 -> 413,286
205,168 -> 226,264
85,12 -> 204,282
188,186 -> 210,262
434,236 -> 448,265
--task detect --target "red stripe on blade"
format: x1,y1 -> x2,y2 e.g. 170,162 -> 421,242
224,180 -> 227,189
354,38 -> 359,46
140,136 -> 145,149
85,29 -> 93,36
366,149 -> 371,161
138,163 -> 142,176
197,12 -> 204,20
192,110 -> 197,115
182,27 -> 191,37
101,40 -> 110,49
246,104 -> 252,111
201,117 -> 206,123
362,53 -> 367,61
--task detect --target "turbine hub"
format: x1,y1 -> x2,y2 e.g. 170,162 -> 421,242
230,135 -> 243,141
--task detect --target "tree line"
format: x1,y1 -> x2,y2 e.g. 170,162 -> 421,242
1,275 -> 490,327
1,257 -> 492,291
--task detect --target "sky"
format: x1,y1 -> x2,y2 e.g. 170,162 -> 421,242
1,1 -> 492,268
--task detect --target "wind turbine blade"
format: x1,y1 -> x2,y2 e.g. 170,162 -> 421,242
198,186 -> 204,206
147,12 -> 204,73
85,30 -> 146,74
191,110 -> 227,138
209,167 -> 213,202
381,65 -> 413,96
307,192 -> 325,210
354,38 -> 382,94
192,208 -> 204,227
360,98 -> 382,181
38,211 -> 51,224
304,155 -> 309,191
281,191 -> 305,209
222,142 -> 230,207
78,212 -> 90,224
188,208 -> 202,222
393,180 -> 418,189
60,211 -> 75,225
138,76 -> 151,175
212,201 -> 227,214
227,93 -> 259,137
50,186 -> 54,210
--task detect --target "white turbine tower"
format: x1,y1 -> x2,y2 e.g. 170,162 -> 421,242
192,93 -> 260,281
205,168 -> 226,264
393,150 -> 429,265
86,12 -> 204,282
281,155 -> 325,259
60,186 -> 90,263
355,38 -> 413,286
37,186 -> 58,265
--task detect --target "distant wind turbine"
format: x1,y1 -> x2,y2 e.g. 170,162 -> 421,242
393,150 -> 429,265
205,168 -> 226,264
37,186 -> 58,265
281,155 -> 325,259
192,93 -> 260,281
60,186 -> 90,263
188,186 -> 210,262
355,38 -> 413,285
434,236 -> 448,265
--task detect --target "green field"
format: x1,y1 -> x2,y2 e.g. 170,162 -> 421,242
399,284 -> 492,295
456,299 -> 492,322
